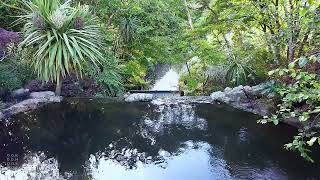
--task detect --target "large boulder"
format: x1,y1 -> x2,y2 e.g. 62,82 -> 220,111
125,93 -> 154,102
210,91 -> 229,103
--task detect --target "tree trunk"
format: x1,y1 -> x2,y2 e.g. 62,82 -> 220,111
298,31 -> 310,58
274,0 -> 281,65
186,62 -> 191,76
287,32 -> 294,62
183,0 -> 194,30
55,80 -> 62,96
284,0 -> 295,63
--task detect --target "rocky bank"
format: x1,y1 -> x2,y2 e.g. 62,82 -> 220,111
125,83 -> 277,117
210,84 -> 277,117
0,90 -> 62,119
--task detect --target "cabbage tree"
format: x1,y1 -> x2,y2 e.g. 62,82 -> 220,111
19,0 -> 104,95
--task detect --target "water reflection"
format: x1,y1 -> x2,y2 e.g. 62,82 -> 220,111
89,141 -> 231,180
0,99 -> 319,180
0,153 -> 66,180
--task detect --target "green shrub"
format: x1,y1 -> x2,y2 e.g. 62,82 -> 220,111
123,60 -> 148,90
226,61 -> 255,87
0,57 -> 34,91
259,55 -> 320,162
179,61 -> 228,95
85,55 -> 124,97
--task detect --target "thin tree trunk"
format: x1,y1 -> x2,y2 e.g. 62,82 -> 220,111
55,80 -> 62,96
273,0 -> 281,65
186,62 -> 191,76
183,0 -> 194,30
223,35 -> 231,48
262,24 -> 273,54
298,31 -> 310,58
287,32 -> 294,62
284,0 -> 295,63
183,0 -> 193,77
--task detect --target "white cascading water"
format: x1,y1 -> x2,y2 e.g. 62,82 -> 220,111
151,69 -> 180,91
146,69 -> 206,137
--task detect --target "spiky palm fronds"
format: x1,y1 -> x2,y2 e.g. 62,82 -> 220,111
19,0 -> 104,87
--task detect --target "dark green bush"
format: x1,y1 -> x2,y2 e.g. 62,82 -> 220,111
0,57 -> 35,91
0,27 -> 34,91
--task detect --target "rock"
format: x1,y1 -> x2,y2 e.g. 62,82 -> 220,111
251,83 -> 268,96
30,91 -> 63,102
210,84 -> 275,116
227,87 -> 246,102
0,91 -> 62,119
211,91 -> 230,103
243,85 -> 252,92
125,93 -> 154,102
30,91 -> 56,99
224,87 -> 232,93
123,93 -> 130,99
267,93 -> 276,99
11,88 -> 30,98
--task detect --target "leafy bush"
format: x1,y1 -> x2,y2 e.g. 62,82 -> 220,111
123,60 -> 147,90
259,55 -> 320,162
179,61 -> 214,95
0,28 -> 20,60
226,61 -> 255,87
0,0 -> 23,31
85,55 -> 123,97
0,56 -> 34,91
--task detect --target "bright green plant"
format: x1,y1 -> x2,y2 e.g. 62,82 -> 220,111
85,55 -> 124,97
259,55 -> 320,162
18,0 -> 105,95
123,60 -> 147,90
179,61 -> 213,95
226,61 -> 255,87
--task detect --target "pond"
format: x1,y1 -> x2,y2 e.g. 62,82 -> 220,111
0,98 -> 319,180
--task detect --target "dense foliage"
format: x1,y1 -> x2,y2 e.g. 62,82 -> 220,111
77,0 -> 187,89
260,55 -> 320,162
178,0 -> 320,94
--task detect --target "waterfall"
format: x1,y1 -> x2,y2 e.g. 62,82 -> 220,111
151,69 -> 179,91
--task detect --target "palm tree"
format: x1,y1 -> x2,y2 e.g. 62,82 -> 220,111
19,0 -> 104,95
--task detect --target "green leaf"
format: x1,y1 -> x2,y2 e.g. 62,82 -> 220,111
307,137 -> 318,146
268,70 -> 274,76
298,57 -> 308,68
288,62 -> 295,69
299,8 -> 308,17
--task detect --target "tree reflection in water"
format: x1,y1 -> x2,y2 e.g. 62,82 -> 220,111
0,98 -> 319,179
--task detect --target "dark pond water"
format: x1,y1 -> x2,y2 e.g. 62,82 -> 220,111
0,98 -> 319,180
